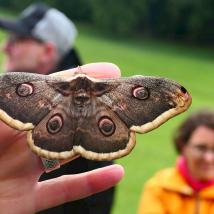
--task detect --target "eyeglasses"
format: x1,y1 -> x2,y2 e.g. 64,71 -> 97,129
188,144 -> 214,156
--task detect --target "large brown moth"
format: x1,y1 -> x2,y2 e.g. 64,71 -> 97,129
0,72 -> 191,161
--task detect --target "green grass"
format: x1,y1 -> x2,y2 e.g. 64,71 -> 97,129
0,21 -> 214,214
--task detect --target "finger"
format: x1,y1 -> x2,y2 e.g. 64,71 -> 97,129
35,164 -> 124,212
51,62 -> 121,78
0,121 -> 24,149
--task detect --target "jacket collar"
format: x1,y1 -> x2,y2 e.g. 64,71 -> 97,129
158,167 -> 214,198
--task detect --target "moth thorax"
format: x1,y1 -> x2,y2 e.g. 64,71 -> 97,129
74,89 -> 91,106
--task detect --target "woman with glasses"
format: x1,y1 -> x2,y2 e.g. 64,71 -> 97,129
138,110 -> 214,214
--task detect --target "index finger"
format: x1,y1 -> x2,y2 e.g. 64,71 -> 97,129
36,164 -> 124,212
50,62 -> 121,79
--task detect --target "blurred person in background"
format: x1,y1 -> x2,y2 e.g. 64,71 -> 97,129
0,3 -> 115,214
138,109 -> 214,214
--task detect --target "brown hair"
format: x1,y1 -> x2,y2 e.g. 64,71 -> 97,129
174,109 -> 214,153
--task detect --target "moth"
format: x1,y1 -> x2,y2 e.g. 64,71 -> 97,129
0,72 -> 191,161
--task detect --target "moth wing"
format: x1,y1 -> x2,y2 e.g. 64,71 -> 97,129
28,96 -> 77,160
0,72 -> 67,130
98,75 -> 191,133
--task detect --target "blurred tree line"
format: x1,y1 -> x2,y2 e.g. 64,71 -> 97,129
0,0 -> 213,44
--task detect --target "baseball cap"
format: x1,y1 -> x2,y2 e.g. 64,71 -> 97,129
0,3 -> 77,56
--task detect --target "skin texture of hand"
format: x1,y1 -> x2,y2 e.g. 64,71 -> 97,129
0,63 -> 124,214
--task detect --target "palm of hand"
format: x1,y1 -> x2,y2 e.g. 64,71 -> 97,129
0,124 -> 42,213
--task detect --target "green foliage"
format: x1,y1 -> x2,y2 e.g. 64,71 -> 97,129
159,0 -> 214,42
54,0 -> 92,21
90,0 -> 214,43
187,0 -> 214,42
90,0 -> 146,35
0,0 -> 34,11
0,0 -> 11,7
0,0 -> 213,48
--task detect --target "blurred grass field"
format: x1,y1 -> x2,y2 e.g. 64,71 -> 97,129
0,22 -> 214,214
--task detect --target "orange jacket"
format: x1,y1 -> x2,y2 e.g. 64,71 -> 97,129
138,168 -> 214,214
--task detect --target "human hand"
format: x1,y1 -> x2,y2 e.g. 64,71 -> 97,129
0,63 -> 124,214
